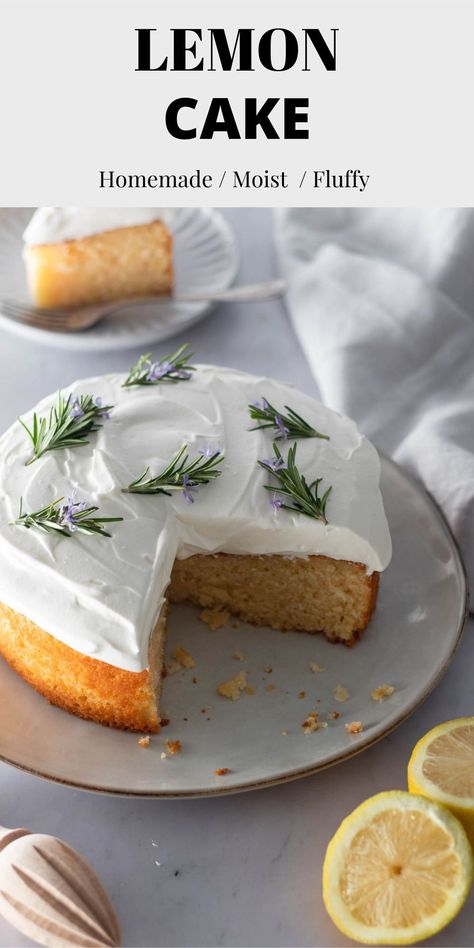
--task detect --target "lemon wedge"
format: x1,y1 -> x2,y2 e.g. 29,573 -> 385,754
408,717 -> 474,846
323,790 -> 473,945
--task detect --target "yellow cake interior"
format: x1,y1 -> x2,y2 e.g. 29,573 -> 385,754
24,220 -> 173,308
0,552 -> 378,733
169,553 -> 377,642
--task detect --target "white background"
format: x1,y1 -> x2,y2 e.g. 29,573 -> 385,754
0,0 -> 473,206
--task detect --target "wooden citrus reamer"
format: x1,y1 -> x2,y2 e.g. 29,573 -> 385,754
0,823 -> 120,947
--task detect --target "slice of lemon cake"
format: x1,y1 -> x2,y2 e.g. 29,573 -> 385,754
0,358 -> 391,732
23,207 -> 174,308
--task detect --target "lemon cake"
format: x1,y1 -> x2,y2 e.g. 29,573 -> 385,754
0,363 -> 391,732
23,208 -> 174,308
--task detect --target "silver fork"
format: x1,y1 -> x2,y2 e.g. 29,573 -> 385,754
0,279 -> 287,333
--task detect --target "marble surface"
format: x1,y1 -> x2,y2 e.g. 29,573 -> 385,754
0,208 -> 472,948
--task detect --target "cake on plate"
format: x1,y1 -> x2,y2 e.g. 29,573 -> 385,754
23,208 -> 174,308
0,354 -> 391,732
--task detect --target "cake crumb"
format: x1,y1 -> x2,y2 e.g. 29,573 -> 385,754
345,721 -> 363,735
214,767 -> 231,776
264,666 -> 273,674
200,608 -> 230,631
217,670 -> 247,700
333,685 -> 350,702
173,646 -> 195,669
166,659 -> 181,676
265,684 -> 276,693
371,684 -> 395,702
160,752 -> 167,760
281,730 -> 288,736
327,710 -> 341,720
233,651 -> 246,662
298,691 -> 306,699
302,711 -> 321,734
244,685 -> 256,696
160,718 -> 170,728
309,662 -> 325,674
138,736 -> 150,748
165,739 -> 182,755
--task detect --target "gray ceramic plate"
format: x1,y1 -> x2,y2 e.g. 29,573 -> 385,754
0,456 -> 467,797
0,207 -> 239,351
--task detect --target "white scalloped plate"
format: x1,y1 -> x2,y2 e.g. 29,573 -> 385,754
0,208 -> 239,351
0,457 -> 467,797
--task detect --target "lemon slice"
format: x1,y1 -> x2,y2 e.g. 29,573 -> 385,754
323,790 -> 473,945
408,717 -> 474,846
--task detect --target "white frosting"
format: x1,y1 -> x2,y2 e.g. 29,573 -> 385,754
0,366 -> 391,673
23,207 -> 176,246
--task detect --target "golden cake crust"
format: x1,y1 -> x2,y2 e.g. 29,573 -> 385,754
0,602 -> 161,733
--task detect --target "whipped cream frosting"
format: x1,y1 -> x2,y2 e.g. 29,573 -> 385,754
0,366 -> 391,673
23,208 -> 176,246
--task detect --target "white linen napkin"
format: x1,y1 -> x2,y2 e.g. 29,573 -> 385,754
275,208 -> 474,584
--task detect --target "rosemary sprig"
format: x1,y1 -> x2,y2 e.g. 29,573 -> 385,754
258,441 -> 332,524
20,392 -> 113,466
122,444 -> 224,502
11,496 -> 123,538
122,344 -> 195,387
249,398 -> 329,441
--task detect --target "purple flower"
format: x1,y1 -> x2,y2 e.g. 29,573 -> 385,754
147,360 -> 192,382
252,398 -> 269,411
182,475 -> 198,504
93,395 -> 111,419
59,494 -> 88,532
270,493 -> 283,511
261,456 -> 287,472
274,414 -> 290,439
199,444 -> 220,460
147,360 -> 173,382
70,398 -> 84,420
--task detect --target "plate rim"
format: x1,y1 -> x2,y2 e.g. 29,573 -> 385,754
0,454 -> 468,798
